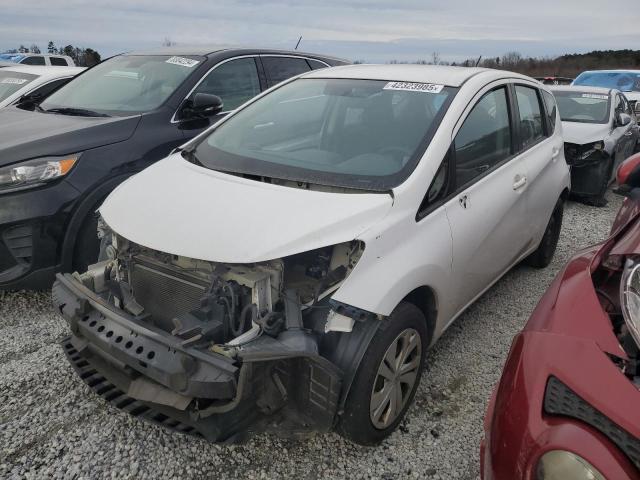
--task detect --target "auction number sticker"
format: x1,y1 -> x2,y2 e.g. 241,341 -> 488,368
1,78 -> 28,85
383,81 -> 444,93
165,56 -> 200,68
581,93 -> 608,100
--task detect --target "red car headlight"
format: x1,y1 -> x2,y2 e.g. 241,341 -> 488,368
621,258 -> 640,348
536,451 -> 605,480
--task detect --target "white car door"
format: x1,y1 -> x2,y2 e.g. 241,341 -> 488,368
444,83 -> 529,313
521,86 -> 565,247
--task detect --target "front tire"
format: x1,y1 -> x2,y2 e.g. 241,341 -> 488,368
525,197 -> 563,269
336,302 -> 427,445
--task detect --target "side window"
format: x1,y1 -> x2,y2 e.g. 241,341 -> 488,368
191,57 -> 260,112
542,90 -> 557,134
50,57 -> 68,66
28,78 -> 69,100
614,94 -> 624,116
262,57 -> 311,87
454,87 -> 512,188
307,59 -> 329,70
21,56 -> 45,65
515,86 -> 545,149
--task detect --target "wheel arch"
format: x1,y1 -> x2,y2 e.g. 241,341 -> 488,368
60,173 -> 135,271
400,285 -> 437,347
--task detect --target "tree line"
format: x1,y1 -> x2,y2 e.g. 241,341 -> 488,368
365,49 -> 640,78
2,42 -> 101,67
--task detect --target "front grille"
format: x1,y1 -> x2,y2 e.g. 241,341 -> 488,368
129,258 -> 208,330
3,225 -> 33,264
544,376 -> 640,470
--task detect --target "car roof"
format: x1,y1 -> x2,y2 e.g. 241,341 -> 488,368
0,65 -> 84,78
551,85 -> 613,95
125,45 -> 346,62
578,70 -> 640,74
302,64 -> 532,87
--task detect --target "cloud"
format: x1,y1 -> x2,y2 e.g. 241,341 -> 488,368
0,0 -> 636,62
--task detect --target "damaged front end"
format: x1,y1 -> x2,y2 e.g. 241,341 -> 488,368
564,141 -> 611,197
54,226 -> 378,442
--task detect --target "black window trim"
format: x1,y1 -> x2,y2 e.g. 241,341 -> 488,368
11,76 -> 74,105
540,88 -> 558,137
260,54 -> 327,87
416,83 -> 517,221
512,83 -> 549,153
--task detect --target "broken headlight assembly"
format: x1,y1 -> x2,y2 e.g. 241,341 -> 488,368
621,258 -> 640,348
564,141 -> 605,166
0,153 -> 80,193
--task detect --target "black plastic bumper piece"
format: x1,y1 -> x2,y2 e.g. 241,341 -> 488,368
53,273 -> 238,400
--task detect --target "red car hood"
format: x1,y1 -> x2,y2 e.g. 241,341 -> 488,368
523,194 -> 640,358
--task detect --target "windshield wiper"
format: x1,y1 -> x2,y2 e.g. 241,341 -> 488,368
45,107 -> 110,117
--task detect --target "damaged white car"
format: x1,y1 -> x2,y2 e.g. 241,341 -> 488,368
54,65 -> 570,445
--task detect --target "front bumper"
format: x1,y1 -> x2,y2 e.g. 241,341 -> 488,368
0,180 -> 81,290
481,249 -> 640,479
53,273 -> 343,442
565,147 -> 612,197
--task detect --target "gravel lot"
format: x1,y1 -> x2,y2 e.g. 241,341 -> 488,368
0,192 -> 623,480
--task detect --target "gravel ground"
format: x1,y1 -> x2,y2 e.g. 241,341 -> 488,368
0,192 -> 624,480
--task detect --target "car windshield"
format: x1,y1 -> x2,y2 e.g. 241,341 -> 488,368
40,54 -> 204,116
552,90 -> 611,124
0,54 -> 25,63
573,71 -> 640,93
193,78 -> 456,190
0,70 -> 38,102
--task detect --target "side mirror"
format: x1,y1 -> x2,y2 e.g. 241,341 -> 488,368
617,112 -> 632,127
15,92 -> 42,109
181,93 -> 223,120
617,153 -> 640,188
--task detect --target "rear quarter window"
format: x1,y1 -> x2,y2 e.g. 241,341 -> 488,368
542,90 -> 558,134
50,57 -> 68,66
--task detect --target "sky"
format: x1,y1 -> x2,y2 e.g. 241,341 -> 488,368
1,0 -> 638,63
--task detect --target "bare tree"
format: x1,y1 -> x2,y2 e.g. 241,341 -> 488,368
162,37 -> 176,47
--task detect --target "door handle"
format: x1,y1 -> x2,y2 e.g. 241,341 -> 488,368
513,175 -> 527,190
552,148 -> 560,159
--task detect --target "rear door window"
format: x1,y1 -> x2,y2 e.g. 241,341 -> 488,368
542,90 -> 558,134
21,56 -> 45,65
515,86 -> 545,149
50,57 -> 68,66
189,57 -> 261,113
262,56 -> 311,87
454,87 -> 512,188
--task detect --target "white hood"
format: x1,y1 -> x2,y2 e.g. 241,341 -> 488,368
100,153 -> 393,263
561,121 -> 611,145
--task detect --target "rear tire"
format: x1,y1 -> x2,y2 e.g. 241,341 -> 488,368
336,302 -> 427,445
525,198 -> 563,269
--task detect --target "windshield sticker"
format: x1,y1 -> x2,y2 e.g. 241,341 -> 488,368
383,82 -> 444,93
165,56 -> 200,68
581,93 -> 608,100
1,78 -> 28,85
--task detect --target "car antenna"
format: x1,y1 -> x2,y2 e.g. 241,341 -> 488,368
295,36 -> 302,50
475,55 -> 482,67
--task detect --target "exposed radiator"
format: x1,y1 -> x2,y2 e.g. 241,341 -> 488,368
130,258 -> 209,331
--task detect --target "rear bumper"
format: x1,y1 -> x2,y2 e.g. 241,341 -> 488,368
53,273 -> 343,442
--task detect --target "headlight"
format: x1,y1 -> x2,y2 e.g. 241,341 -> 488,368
577,141 -> 605,161
621,258 -> 640,347
0,154 -> 80,192
536,451 -> 604,480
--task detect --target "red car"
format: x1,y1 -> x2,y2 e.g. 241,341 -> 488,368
481,153 -> 640,480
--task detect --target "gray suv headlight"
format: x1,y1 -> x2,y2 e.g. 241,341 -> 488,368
0,153 -> 80,192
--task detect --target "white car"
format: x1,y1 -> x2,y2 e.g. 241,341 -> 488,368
53,65 -> 570,445
0,52 -> 75,66
0,65 -> 84,108
551,85 -> 639,204
573,70 -> 640,113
